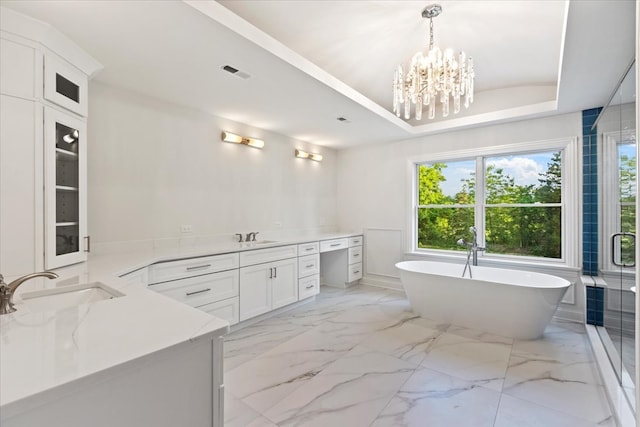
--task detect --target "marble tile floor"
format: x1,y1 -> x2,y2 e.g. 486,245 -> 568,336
223,285 -> 617,427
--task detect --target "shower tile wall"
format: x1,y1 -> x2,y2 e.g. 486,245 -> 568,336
583,107 -> 603,326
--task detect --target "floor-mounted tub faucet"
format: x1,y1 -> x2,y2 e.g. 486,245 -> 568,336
457,227 -> 486,278
0,271 -> 59,314
469,226 -> 486,266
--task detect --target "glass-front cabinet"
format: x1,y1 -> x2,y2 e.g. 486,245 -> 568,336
44,107 -> 87,269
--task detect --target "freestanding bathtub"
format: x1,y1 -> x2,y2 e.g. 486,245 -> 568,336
395,260 -> 571,340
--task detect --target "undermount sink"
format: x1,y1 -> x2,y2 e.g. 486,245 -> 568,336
20,282 -> 124,313
254,240 -> 277,245
242,240 -> 278,246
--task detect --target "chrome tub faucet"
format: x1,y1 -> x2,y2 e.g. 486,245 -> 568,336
0,271 -> 59,315
457,227 -> 486,278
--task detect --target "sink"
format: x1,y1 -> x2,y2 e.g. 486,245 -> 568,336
242,240 -> 278,246
254,240 -> 278,245
20,282 -> 124,313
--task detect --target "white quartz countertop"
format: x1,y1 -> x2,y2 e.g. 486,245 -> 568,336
0,231 -> 361,417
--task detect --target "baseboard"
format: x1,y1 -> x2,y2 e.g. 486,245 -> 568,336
359,274 -> 403,291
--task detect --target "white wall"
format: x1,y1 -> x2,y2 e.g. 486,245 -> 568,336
335,112 -> 585,320
88,82 -> 337,251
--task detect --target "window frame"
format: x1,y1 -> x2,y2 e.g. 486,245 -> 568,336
406,137 -> 580,268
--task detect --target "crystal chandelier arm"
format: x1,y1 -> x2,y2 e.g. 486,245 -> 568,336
393,4 -> 474,121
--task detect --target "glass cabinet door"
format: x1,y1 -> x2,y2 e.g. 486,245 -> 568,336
44,107 -> 87,268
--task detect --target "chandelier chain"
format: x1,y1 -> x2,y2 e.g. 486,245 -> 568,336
429,16 -> 434,51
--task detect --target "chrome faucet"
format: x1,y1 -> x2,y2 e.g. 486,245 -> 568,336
469,226 -> 486,266
0,271 -> 59,315
457,227 -> 486,278
235,233 -> 244,242
245,232 -> 259,242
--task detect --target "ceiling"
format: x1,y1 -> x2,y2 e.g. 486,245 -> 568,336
0,0 -> 636,149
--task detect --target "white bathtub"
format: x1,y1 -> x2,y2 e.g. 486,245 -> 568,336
395,260 -> 571,340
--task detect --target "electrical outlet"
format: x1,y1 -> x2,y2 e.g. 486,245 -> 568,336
180,224 -> 193,233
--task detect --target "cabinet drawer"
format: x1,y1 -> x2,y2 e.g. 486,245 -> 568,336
349,236 -> 363,247
348,246 -> 362,265
298,254 -> 320,278
199,297 -> 239,326
348,262 -> 363,282
299,275 -> 320,300
298,241 -> 319,255
320,238 -> 348,252
148,253 -> 239,284
150,269 -> 239,308
240,244 -> 297,267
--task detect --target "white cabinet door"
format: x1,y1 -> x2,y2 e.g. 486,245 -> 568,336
44,107 -> 87,269
239,263 -> 272,321
271,257 -> 298,310
0,95 -> 39,276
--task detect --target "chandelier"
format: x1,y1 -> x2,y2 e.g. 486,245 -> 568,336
393,4 -> 474,120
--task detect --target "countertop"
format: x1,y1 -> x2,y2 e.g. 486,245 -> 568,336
0,231 -> 361,418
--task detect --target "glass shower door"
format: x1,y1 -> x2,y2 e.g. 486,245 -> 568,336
596,61 -> 636,409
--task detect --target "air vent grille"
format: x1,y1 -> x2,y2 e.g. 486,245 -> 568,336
221,65 -> 251,80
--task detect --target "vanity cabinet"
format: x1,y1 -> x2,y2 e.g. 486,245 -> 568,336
320,235 -> 363,287
298,241 -> 320,299
239,245 -> 298,321
148,253 -> 240,325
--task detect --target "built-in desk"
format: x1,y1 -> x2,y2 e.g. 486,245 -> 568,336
320,235 -> 363,288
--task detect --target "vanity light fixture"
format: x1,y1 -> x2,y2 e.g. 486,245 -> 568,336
295,149 -> 323,162
221,131 -> 264,149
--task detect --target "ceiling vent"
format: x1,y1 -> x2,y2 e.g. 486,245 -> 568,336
221,65 -> 251,79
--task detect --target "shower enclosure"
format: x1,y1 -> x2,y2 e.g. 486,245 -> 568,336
593,59 -> 637,414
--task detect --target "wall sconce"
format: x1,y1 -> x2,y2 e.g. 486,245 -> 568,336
295,149 -> 323,162
221,131 -> 264,149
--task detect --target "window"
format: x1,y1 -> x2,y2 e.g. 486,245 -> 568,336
602,130 -> 636,270
484,152 -> 562,258
412,139 -> 578,264
416,159 -> 475,250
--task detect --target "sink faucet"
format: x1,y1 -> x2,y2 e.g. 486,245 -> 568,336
245,232 -> 259,242
0,271 -> 59,315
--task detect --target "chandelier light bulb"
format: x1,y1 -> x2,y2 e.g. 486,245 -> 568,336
393,4 -> 474,121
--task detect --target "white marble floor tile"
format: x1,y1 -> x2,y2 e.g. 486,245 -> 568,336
262,346 -> 416,427
421,331 -> 512,392
502,357 -> 613,424
512,324 -> 593,364
447,324 -> 514,345
494,393 -> 615,427
360,320 -> 443,365
224,394 -> 265,427
313,303 -> 417,346
371,367 -> 501,427
224,317 -> 310,371
221,285 -> 617,427
225,326 -> 359,413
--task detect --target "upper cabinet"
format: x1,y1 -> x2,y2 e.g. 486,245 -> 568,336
0,7 -> 101,274
44,107 -> 87,268
44,55 -> 88,117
